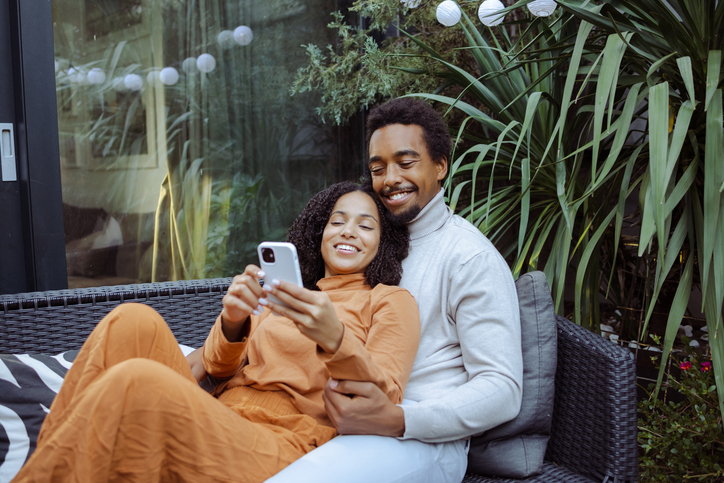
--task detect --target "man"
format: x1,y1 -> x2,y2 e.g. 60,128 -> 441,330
268,98 -> 522,482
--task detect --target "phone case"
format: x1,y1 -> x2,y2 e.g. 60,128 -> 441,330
257,242 -> 303,307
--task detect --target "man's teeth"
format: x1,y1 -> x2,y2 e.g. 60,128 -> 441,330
390,192 -> 407,200
337,244 -> 359,252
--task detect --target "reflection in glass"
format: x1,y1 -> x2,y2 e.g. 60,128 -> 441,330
54,0 -> 361,288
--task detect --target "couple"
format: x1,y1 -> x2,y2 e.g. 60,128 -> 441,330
13,98 -> 522,482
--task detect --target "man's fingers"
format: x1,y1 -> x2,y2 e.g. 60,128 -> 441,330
327,379 -> 377,397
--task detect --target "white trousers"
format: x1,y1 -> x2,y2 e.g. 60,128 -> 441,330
266,434 -> 469,483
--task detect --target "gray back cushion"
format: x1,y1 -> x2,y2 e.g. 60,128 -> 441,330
467,271 -> 557,478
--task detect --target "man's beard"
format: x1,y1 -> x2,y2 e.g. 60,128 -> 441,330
387,204 -> 422,225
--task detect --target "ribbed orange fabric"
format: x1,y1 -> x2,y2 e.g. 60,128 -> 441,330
11,304 -> 335,483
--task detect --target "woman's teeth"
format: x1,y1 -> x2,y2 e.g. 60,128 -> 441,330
336,244 -> 358,252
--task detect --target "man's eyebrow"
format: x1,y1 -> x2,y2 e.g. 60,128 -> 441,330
331,210 -> 379,223
368,149 -> 420,164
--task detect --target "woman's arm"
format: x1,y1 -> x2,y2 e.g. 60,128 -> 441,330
264,281 -> 420,404
202,265 -> 265,378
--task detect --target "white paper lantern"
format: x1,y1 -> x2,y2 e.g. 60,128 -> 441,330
182,57 -> 198,74
527,0 -> 557,17
401,0 -> 422,8
217,30 -> 235,49
124,73 -> 143,91
478,0 -> 505,26
196,53 -> 216,73
146,69 -> 160,84
112,77 -> 127,91
159,67 -> 179,85
67,67 -> 79,83
233,25 -> 253,46
87,68 -> 106,85
436,0 -> 461,26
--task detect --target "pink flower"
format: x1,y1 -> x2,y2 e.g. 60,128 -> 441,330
701,362 -> 711,372
680,361 -> 692,370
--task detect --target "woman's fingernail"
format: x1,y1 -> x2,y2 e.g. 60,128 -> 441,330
256,305 -> 263,312
271,279 -> 281,286
263,284 -> 273,292
252,310 -> 260,316
259,298 -> 268,306
329,379 -> 338,389
257,270 -> 265,278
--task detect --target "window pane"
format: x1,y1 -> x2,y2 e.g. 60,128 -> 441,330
54,0 -> 361,288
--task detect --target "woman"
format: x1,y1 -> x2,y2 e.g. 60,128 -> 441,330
13,182 -> 420,483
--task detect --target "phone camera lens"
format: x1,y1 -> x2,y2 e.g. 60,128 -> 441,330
261,248 -> 275,263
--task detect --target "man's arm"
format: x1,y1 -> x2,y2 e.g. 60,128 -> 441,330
324,251 -> 523,442
323,379 -> 405,436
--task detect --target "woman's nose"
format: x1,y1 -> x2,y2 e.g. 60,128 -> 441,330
341,224 -> 356,238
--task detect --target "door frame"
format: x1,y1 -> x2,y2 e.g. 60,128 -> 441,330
0,0 -> 66,294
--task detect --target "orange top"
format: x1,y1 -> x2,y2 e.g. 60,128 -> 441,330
202,273 -> 420,427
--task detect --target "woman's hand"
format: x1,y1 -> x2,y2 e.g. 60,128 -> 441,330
221,265 -> 265,342
262,279 -> 345,354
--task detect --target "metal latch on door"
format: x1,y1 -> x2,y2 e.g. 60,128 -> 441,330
0,123 -> 17,181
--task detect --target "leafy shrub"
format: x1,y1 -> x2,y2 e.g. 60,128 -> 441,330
639,343 -> 724,482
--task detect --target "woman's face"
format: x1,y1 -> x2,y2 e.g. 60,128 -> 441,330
321,191 -> 381,278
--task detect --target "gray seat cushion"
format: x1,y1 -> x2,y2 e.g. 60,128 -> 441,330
467,271 -> 557,478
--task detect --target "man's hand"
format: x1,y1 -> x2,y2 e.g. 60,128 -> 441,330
323,379 -> 405,437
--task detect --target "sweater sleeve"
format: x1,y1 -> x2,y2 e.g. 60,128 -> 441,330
317,288 -> 420,404
401,252 -> 523,442
202,314 -> 252,379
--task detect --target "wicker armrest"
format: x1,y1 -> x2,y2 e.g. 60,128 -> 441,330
546,315 -> 638,482
464,316 -> 638,483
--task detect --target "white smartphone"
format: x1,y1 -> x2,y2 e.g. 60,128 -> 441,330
257,242 -> 304,306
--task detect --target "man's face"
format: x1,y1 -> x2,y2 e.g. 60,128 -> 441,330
368,124 -> 448,220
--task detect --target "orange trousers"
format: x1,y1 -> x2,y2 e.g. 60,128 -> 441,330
12,303 -> 335,483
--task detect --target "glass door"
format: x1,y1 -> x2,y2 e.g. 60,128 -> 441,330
53,0 -> 362,288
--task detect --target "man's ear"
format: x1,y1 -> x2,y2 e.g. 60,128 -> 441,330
436,157 -> 448,182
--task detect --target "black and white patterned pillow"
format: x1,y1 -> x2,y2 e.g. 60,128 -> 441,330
0,350 -> 78,482
0,344 -> 195,481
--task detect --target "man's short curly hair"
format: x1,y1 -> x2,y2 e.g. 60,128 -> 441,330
287,181 -> 409,290
366,97 -> 452,165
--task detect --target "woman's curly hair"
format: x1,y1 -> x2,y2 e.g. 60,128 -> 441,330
366,97 -> 451,165
287,181 -> 409,290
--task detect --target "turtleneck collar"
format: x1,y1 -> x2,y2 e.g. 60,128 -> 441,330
407,188 -> 452,241
316,273 -> 368,292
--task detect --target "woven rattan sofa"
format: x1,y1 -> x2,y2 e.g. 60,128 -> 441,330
0,277 -> 638,482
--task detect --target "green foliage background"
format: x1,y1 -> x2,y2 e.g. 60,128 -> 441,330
294,0 -> 724,424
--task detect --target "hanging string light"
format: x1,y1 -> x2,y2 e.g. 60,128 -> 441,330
196,54 -> 216,73
124,74 -> 143,91
87,68 -> 106,85
146,69 -> 160,85
436,0 -> 462,26
182,57 -> 198,74
233,26 -> 253,46
478,0 -> 506,26
527,0 -> 557,16
159,67 -> 179,86
217,30 -> 235,49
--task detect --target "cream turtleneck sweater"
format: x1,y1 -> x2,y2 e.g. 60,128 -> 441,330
399,189 -> 523,443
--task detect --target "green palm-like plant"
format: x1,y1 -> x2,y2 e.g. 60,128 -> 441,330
295,0 -> 724,419
555,0 -> 724,426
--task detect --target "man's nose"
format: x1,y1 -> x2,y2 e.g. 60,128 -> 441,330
384,166 -> 403,186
